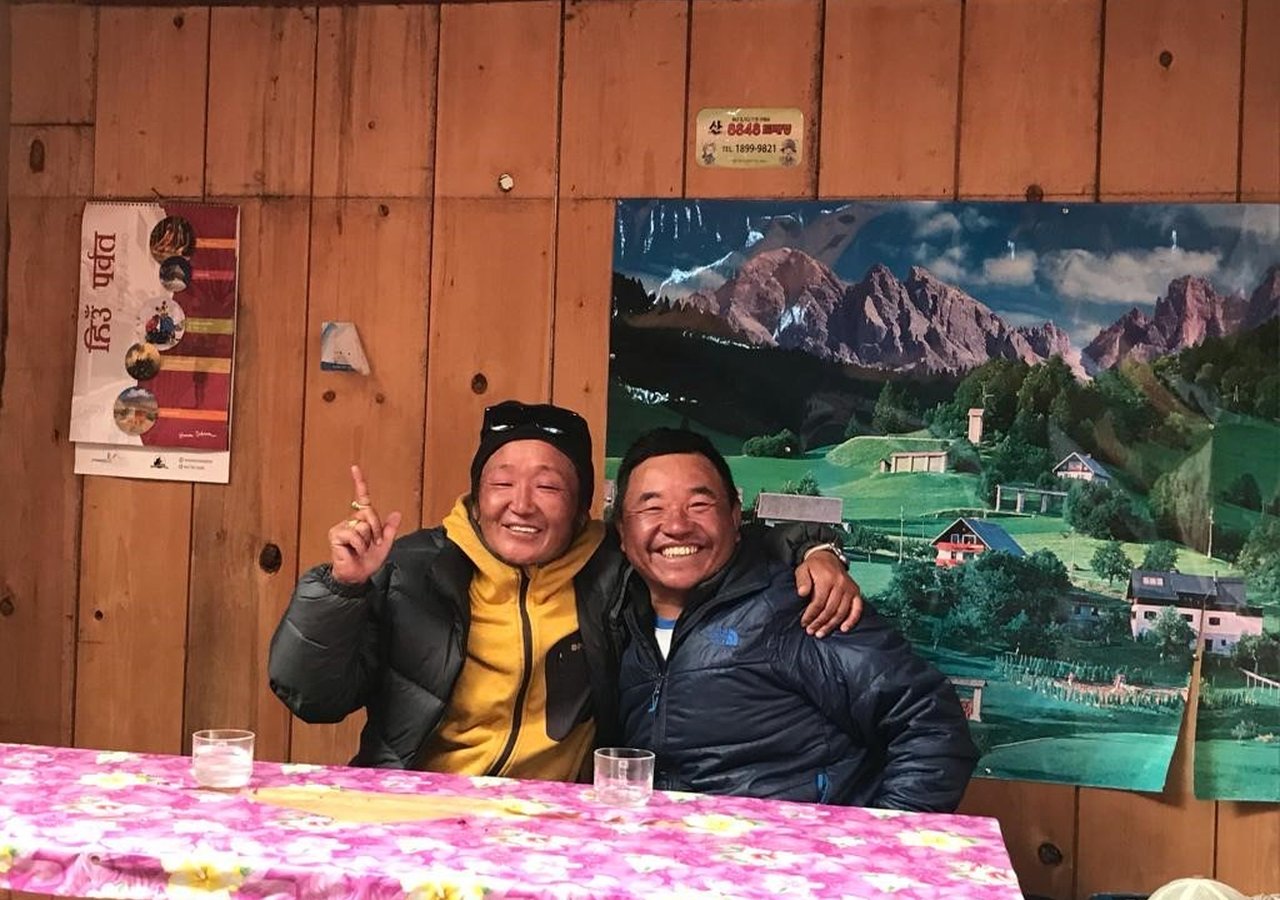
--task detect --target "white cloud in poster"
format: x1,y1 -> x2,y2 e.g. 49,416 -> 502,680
916,212 -> 962,238
980,252 -> 1038,286
960,208 -> 996,232
1138,204 -> 1280,243
916,248 -> 1039,288
1043,247 -> 1221,304
922,245 -> 969,282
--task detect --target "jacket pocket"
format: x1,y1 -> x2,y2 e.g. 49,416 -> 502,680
545,629 -> 592,741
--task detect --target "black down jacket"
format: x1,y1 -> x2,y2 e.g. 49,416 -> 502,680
615,551 -> 980,812
268,526 -> 624,768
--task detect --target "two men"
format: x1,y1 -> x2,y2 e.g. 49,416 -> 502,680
612,428 -> 978,812
269,401 -> 859,777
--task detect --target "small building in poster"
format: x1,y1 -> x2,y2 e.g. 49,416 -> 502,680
879,450 -> 948,474
930,517 -> 1026,568
1053,452 -> 1111,483
754,492 -> 843,526
1127,570 -> 1262,655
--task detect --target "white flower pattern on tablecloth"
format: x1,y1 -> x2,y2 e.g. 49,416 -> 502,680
94,751 -> 135,765
78,771 -> 150,789
681,813 -> 759,837
898,828 -> 981,852
863,872 -> 927,892
397,869 -> 488,899
949,860 -> 1021,885
160,851 -> 250,899
0,741 -> 1021,899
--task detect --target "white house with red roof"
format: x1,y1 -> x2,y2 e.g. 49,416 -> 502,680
930,517 -> 1026,568
1053,452 -> 1111,483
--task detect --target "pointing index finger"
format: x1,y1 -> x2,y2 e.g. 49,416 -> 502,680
350,464 -> 372,506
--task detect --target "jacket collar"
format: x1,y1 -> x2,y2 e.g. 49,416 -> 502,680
442,495 -> 604,601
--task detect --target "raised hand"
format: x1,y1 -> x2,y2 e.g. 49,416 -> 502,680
328,464 -> 402,585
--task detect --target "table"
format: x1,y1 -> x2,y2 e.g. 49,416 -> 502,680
0,741 -> 1021,899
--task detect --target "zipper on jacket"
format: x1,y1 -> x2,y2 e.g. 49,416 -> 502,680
485,570 -> 534,777
648,674 -> 664,713
816,770 -> 830,804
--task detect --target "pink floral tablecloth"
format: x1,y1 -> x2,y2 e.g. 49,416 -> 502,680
0,741 -> 1021,899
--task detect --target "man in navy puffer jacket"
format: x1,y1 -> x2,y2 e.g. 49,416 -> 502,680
611,428 -> 979,812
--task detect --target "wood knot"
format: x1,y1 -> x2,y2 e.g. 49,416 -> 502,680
259,543 -> 283,574
29,139 -> 46,173
1037,842 -> 1063,866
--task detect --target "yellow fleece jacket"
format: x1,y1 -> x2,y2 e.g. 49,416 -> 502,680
416,498 -> 605,781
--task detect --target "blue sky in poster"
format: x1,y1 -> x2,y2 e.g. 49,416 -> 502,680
614,199 -> 1279,350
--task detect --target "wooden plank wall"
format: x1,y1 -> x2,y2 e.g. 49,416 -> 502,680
2,1 -> 1277,897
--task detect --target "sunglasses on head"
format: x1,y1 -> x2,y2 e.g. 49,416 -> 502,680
482,402 -> 586,437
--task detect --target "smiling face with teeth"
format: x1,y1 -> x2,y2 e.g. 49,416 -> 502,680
618,452 -> 742,617
475,440 -> 581,567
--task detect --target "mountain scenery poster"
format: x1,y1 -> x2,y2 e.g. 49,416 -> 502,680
606,199 -> 1279,797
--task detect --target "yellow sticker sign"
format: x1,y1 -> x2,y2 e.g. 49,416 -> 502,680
694,108 -> 804,169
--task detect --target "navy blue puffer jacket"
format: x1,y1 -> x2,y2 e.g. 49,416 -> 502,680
615,552 -> 979,812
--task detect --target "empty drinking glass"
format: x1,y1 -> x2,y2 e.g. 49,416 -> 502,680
191,729 -> 255,789
593,747 -> 655,807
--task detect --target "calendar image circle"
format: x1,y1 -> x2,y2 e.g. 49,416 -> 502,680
124,342 -> 162,381
159,256 -> 192,292
143,298 -> 186,350
149,216 -> 195,263
113,387 -> 159,436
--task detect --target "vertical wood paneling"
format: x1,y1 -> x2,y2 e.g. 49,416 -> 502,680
94,7 -> 208,198
423,199 -> 556,523
1077,686 -> 1216,895
71,3 -> 209,760
8,126 -> 93,198
1214,800 -> 1280,891
312,6 -> 437,198
435,1 -> 561,198
10,4 -> 95,125
75,478 -> 192,753
958,779 -> 1076,899
206,7 -> 318,197
958,0 -> 1102,199
0,198 -> 84,748
1099,0 -> 1243,199
1239,0 -> 1280,200
560,0 -> 687,198
550,198 -> 615,486
185,200 -> 310,764
291,198 -> 431,765
819,0 -> 961,199
686,0 -> 821,198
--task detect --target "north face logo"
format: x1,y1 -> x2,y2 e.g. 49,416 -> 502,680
708,625 -> 740,647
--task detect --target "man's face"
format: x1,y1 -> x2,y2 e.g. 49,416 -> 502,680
618,452 -> 741,606
475,439 -> 580,567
